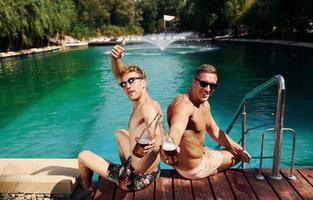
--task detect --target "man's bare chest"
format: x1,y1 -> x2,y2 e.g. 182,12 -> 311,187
186,108 -> 209,132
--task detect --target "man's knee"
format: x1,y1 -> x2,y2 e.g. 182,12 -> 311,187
227,149 -> 241,165
114,131 -> 122,140
78,150 -> 92,163
115,129 -> 128,140
220,149 -> 241,167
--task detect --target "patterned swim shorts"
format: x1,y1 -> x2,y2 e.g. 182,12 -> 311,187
106,157 -> 160,191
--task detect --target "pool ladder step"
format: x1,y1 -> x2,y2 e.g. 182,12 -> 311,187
256,128 -> 296,180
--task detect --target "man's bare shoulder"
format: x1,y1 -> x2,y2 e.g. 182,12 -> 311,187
168,94 -> 193,110
170,94 -> 192,107
141,98 -> 162,115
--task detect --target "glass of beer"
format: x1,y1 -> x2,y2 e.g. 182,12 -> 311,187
161,123 -> 179,165
163,136 -> 179,165
132,128 -> 153,158
132,114 -> 161,158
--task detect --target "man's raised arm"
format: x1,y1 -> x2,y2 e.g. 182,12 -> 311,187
111,42 -> 125,80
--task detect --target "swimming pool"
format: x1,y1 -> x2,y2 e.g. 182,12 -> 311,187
0,41 -> 312,168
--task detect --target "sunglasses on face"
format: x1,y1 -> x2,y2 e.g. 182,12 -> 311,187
119,77 -> 142,88
194,77 -> 218,90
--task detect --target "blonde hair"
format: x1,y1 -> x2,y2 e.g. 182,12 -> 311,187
196,64 -> 218,77
120,64 -> 146,79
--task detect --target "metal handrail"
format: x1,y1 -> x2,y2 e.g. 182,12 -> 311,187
224,74 -> 286,180
225,75 -> 285,134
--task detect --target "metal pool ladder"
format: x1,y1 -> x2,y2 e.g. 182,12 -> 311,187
224,74 -> 296,181
256,127 -> 296,180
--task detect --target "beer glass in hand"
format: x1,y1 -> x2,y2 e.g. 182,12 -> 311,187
162,125 -> 179,165
132,128 -> 154,158
132,114 -> 161,158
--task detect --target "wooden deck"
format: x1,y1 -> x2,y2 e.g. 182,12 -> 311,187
93,168 -> 313,200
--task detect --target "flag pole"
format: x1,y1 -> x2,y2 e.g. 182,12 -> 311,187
163,16 -> 166,32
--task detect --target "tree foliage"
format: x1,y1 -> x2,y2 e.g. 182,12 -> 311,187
224,0 -> 254,27
135,0 -> 158,33
110,0 -> 137,27
74,0 -> 110,29
71,0 -> 143,38
180,0 -> 226,35
1,0 -> 312,51
238,0 -> 313,40
0,0 -> 76,51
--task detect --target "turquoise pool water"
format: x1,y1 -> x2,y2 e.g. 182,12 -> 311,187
0,41 -> 312,168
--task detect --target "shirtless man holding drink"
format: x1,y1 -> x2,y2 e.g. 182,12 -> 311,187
162,64 -> 251,179
78,42 -> 163,193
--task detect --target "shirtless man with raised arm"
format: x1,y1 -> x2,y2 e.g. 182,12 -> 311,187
163,64 -> 251,179
78,43 -> 162,193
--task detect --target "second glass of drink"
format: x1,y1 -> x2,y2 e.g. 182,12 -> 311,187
132,128 -> 154,158
161,124 -> 179,165
132,114 -> 161,158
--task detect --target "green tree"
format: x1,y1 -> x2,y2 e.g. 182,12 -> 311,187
157,0 -> 184,17
110,0 -> 137,27
74,0 -> 110,29
224,0 -> 254,27
238,0 -> 313,40
0,0 -> 76,51
180,0 -> 225,35
135,0 -> 158,33
100,0 -> 143,36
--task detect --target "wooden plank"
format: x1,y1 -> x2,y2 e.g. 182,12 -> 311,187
114,187 -> 133,200
93,169 -> 313,200
226,169 -> 257,200
281,169 -> 313,200
263,169 -> 301,200
94,176 -> 115,200
155,170 -> 173,200
172,170 -> 193,200
134,182 -> 154,200
92,176 -> 133,200
298,168 -> 313,186
191,178 -> 214,200
243,169 -> 279,200
209,171 -> 235,200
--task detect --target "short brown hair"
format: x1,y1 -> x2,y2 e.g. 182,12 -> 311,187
195,64 -> 218,77
120,64 -> 146,79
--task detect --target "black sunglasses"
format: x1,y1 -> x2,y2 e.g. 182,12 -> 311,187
119,77 -> 142,88
194,77 -> 218,90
